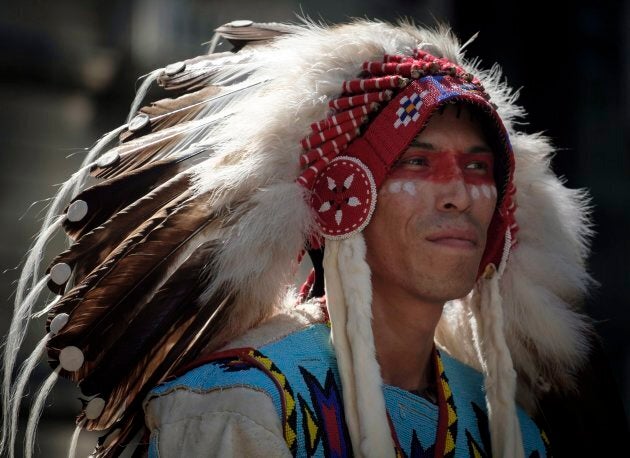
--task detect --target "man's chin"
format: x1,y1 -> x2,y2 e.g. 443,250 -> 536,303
423,268 -> 479,302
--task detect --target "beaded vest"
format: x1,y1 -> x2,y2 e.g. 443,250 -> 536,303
148,323 -> 550,457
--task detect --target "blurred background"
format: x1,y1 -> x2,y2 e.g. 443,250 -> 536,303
1,0 -> 628,456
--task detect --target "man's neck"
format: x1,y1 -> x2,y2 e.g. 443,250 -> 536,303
371,285 -> 444,393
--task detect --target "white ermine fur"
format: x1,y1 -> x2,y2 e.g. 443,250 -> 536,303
337,234 -> 395,458
323,240 -> 361,453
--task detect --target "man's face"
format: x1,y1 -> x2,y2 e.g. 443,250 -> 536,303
363,104 -> 497,304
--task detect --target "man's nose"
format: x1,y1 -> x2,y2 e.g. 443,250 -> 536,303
436,174 -> 472,212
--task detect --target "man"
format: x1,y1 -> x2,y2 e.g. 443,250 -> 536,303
144,101 -> 544,457
2,19 -> 605,458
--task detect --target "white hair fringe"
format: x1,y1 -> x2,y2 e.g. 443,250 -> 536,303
324,235 -> 395,458
67,418 -> 86,458
1,274 -> 50,454
322,239 -> 361,453
126,69 -> 162,124
472,267 -> 525,458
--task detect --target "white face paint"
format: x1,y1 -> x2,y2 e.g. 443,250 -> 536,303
385,180 -> 418,196
467,184 -> 498,200
481,184 -> 491,199
402,182 -> 417,196
388,181 -> 402,193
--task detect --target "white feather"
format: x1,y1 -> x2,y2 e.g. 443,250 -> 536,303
24,367 -> 60,458
5,336 -> 47,457
1,275 -> 50,455
126,69 -> 163,124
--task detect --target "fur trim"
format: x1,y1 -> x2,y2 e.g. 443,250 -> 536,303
323,240 -> 362,454
470,271 -> 524,458
337,234 -> 394,458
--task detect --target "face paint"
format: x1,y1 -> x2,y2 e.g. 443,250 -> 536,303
388,181 -> 402,193
481,184 -> 491,198
391,149 -> 495,186
384,180 -> 418,196
402,182 -> 417,196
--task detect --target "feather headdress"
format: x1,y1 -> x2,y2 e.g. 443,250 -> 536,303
2,19 -> 592,458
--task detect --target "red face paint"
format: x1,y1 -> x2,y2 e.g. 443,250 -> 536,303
390,149 -> 495,186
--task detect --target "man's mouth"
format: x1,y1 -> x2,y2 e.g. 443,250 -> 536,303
425,229 -> 478,249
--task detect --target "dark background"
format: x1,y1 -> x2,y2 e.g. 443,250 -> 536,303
1,0 -> 627,456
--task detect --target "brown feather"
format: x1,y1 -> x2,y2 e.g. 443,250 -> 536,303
47,191 -> 230,381
76,241 -> 221,398
120,86 -> 221,143
62,151 -> 204,241
89,113 -> 213,180
87,289 -> 235,432
45,189 -> 194,349
156,52 -> 242,93
86,290 -> 234,457
214,21 -> 295,51
46,172 -> 193,294
90,135 -> 179,180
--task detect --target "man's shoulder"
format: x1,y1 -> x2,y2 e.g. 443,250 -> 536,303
143,299 -> 336,445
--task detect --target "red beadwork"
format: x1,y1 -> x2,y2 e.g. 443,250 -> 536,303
382,54 -> 413,63
361,62 -> 420,78
301,118 -> 364,150
310,157 -> 376,238
297,162 -> 323,188
341,76 -> 408,94
414,49 -> 439,61
299,146 -> 338,169
310,104 -> 378,133
298,127 -> 362,175
329,90 -> 392,110
298,137 -> 359,184
300,141 -> 341,167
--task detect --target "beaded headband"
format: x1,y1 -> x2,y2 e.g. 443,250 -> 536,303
298,49 -> 518,273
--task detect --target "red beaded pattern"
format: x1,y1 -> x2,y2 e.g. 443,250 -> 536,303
297,48 -> 517,264
310,157 -> 377,238
298,49 -> 487,190
330,90 -> 393,110
310,104 -> 379,133
341,75 -> 408,94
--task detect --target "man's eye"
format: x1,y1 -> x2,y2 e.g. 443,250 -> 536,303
465,161 -> 490,171
401,157 -> 429,167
